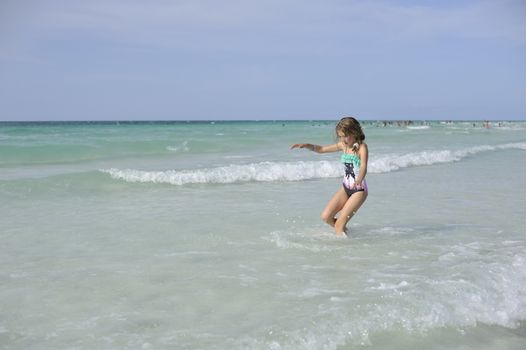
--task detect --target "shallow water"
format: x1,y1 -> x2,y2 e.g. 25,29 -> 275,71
1,120 -> 525,349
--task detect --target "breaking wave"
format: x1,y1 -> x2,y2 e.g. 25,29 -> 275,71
100,142 -> 526,185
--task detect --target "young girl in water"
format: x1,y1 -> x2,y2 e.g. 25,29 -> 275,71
291,117 -> 368,236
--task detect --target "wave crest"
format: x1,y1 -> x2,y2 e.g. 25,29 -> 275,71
100,161 -> 340,185
100,142 -> 526,185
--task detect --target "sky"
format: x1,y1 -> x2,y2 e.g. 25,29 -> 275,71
0,0 -> 525,121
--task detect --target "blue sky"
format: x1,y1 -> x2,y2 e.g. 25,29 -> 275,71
0,0 -> 525,121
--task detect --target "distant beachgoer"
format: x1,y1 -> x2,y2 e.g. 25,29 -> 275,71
291,117 -> 368,236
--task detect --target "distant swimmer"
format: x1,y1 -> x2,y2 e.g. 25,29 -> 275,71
291,117 -> 369,237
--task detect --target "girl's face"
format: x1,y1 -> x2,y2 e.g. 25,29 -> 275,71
337,131 -> 355,146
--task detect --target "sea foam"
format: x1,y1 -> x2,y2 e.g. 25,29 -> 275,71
101,161 -> 339,185
100,142 -> 526,185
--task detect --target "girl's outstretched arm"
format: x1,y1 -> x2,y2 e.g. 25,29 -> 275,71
290,143 -> 341,153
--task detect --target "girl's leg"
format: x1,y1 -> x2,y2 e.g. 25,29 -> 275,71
320,187 -> 349,227
334,191 -> 368,236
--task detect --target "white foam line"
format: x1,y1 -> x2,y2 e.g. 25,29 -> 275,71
100,161 -> 339,185
100,142 -> 526,185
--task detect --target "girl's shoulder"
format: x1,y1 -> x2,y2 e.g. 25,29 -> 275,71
357,142 -> 368,157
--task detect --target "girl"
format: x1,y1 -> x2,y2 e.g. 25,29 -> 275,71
291,117 -> 368,236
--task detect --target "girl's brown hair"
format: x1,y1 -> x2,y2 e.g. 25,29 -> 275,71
336,117 -> 365,143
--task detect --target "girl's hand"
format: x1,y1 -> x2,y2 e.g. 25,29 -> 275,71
352,181 -> 363,190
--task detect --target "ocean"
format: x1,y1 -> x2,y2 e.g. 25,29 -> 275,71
1,120 -> 525,349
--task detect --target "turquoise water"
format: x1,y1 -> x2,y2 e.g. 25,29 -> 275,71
1,120 -> 526,349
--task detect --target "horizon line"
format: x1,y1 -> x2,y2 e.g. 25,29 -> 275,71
1,118 -> 525,123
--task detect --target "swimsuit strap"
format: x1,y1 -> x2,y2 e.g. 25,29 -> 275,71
340,142 -> 361,165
